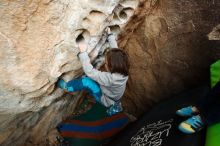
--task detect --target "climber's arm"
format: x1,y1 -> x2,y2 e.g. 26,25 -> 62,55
107,34 -> 118,48
77,41 -> 112,86
106,27 -> 118,48
78,52 -> 112,86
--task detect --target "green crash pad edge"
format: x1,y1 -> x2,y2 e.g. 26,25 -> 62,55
210,60 -> 220,88
206,60 -> 220,146
205,123 -> 220,146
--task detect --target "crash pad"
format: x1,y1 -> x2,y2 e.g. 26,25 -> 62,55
57,100 -> 129,146
205,60 -> 220,146
105,87 -> 209,146
210,60 -> 220,88
206,123 -> 220,146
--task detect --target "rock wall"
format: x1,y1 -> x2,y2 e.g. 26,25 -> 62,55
0,0 -> 138,145
119,0 -> 220,116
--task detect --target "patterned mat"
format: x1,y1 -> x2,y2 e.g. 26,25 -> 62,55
57,99 -> 129,146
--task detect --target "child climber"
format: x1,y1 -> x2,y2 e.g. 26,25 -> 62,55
57,27 -> 129,116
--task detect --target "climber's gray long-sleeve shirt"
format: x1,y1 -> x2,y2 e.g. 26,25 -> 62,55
79,35 -> 128,107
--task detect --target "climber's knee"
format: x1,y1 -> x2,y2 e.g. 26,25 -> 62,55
82,77 -> 100,91
81,77 -> 102,99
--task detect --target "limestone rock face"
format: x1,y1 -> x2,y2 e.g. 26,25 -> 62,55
0,0 -> 138,145
119,0 -> 220,116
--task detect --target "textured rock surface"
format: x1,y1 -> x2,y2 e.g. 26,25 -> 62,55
0,0 -> 138,145
0,0 -> 220,145
208,24 -> 220,40
119,0 -> 220,116
0,0 -> 138,114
